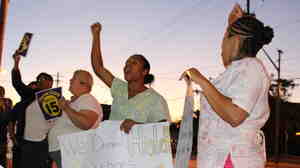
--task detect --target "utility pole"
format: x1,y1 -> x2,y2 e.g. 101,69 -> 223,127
247,0 -> 250,14
246,0 -> 284,163
56,72 -> 60,87
274,49 -> 282,162
262,48 -> 283,163
0,0 -> 9,69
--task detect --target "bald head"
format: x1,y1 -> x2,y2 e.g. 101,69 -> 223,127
74,70 -> 94,92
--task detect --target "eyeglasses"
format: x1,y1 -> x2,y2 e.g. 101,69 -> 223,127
38,76 -> 53,82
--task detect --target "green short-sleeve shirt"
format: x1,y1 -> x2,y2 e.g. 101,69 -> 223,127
109,78 -> 170,123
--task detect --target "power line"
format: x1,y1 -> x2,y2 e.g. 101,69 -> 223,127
120,0 -> 218,52
274,19 -> 300,29
138,0 -> 204,43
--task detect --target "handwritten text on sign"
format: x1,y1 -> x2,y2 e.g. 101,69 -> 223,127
58,121 -> 174,168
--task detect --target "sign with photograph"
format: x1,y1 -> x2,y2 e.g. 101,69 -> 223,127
17,32 -> 33,56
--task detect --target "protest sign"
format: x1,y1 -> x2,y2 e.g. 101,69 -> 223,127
36,87 -> 62,120
58,121 -> 174,168
16,32 -> 33,56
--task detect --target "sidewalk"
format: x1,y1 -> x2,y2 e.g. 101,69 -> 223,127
6,158 -> 300,168
188,159 -> 300,168
266,162 -> 300,168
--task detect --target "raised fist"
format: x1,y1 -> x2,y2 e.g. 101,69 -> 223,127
228,3 -> 244,25
91,22 -> 102,36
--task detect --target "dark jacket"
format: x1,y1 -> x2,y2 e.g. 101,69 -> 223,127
0,111 -> 11,126
0,98 -> 12,126
11,69 -> 40,139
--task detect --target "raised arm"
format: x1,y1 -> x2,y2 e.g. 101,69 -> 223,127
11,54 -> 34,99
90,22 -> 114,87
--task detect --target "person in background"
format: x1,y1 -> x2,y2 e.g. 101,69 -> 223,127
48,70 -> 102,168
180,4 -> 274,168
0,86 -> 12,168
90,22 -> 170,133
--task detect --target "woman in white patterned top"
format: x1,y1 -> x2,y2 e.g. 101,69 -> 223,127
180,4 -> 274,168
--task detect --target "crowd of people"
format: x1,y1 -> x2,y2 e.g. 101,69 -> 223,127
0,4 -> 274,168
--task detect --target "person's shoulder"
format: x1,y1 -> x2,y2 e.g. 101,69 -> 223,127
113,77 -> 127,86
78,93 -> 98,102
111,77 -> 128,92
235,58 -> 270,81
233,57 -> 264,71
77,94 -> 101,110
246,58 -> 267,73
147,88 -> 167,102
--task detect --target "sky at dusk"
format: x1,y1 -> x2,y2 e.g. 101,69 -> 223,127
0,0 -> 300,121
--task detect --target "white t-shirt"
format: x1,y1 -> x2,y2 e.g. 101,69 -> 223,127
48,93 -> 102,152
24,100 -> 54,141
197,58 -> 271,168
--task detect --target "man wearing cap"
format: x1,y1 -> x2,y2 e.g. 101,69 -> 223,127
48,70 -> 102,168
11,54 -> 54,168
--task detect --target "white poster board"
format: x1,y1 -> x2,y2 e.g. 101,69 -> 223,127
58,121 -> 174,168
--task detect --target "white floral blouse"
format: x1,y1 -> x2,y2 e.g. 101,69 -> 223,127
197,57 -> 271,168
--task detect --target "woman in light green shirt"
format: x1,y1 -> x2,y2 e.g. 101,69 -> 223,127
90,22 -> 170,133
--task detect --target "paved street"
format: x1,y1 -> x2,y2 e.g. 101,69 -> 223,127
188,160 -> 300,168
5,158 -> 300,168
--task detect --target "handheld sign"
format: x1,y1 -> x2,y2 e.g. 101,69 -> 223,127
174,87 -> 194,168
58,121 -> 174,168
17,32 -> 33,57
36,87 -> 62,120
